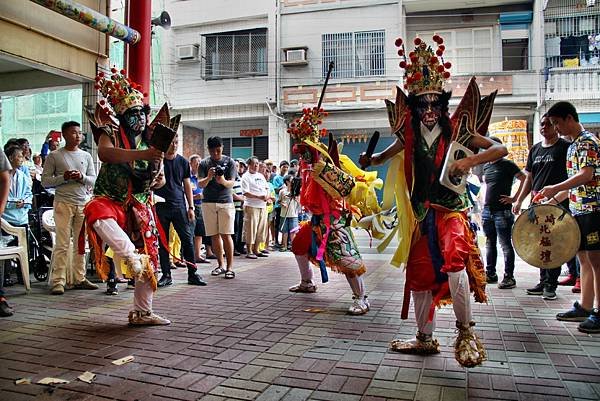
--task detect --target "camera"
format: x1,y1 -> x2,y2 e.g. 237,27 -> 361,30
291,176 -> 302,197
214,164 -> 226,177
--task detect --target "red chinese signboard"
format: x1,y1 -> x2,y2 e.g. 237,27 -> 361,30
240,129 -> 263,137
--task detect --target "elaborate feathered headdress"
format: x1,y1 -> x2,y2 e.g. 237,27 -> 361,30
94,68 -> 146,115
396,35 -> 451,95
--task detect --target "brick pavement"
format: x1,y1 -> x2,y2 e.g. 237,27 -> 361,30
1,239 -> 599,401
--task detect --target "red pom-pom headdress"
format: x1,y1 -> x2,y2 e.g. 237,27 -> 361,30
396,35 -> 451,95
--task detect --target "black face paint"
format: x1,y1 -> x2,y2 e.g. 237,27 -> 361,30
415,93 -> 442,131
123,106 -> 147,133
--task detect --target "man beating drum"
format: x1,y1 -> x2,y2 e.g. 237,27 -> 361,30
537,101 -> 600,334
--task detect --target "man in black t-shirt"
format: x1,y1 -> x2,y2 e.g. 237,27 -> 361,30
513,115 -> 577,299
198,136 -> 238,279
155,137 -> 207,287
482,137 -> 526,290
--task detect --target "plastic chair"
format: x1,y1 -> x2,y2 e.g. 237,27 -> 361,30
0,218 -> 30,291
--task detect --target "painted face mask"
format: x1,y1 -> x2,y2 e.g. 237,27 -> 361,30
124,106 -> 147,133
415,93 -> 442,131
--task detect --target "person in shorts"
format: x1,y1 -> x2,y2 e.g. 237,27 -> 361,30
198,137 -> 237,279
539,101 -> 600,333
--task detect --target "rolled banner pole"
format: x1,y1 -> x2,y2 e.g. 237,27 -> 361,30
29,0 -> 140,44
316,61 -> 334,111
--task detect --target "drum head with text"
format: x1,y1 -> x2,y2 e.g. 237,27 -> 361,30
512,204 -> 579,269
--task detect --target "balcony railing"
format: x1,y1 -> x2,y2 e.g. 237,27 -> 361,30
545,66 -> 600,101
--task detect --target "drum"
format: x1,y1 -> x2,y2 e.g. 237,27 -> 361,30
512,204 -> 579,269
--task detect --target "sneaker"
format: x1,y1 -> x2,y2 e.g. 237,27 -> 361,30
486,272 -> 498,284
578,309 -> 600,334
73,278 -> 99,290
51,283 -> 64,295
542,287 -> 557,300
526,282 -> 544,295
572,278 -> 581,293
498,276 -> 516,289
187,273 -> 207,286
127,279 -> 135,289
557,301 -> 590,322
558,274 -> 577,286
128,310 -> 171,326
105,285 -> 119,296
157,275 -> 173,287
348,295 -> 369,315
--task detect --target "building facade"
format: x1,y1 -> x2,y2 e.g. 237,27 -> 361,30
166,0 -> 284,160
0,0 -> 111,154
542,0 -> 600,134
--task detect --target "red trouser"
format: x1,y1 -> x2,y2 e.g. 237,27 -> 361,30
406,211 -> 472,293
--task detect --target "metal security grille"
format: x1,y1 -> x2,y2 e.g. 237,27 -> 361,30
322,30 -> 385,79
203,29 -> 267,79
545,0 -> 600,68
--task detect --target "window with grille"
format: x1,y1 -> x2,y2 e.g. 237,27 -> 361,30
203,29 -> 267,79
322,30 -> 385,79
416,28 -> 494,74
544,0 -> 600,68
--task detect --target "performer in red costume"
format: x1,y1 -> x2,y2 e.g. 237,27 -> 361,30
82,69 -> 180,325
287,106 -> 379,315
361,36 -> 507,367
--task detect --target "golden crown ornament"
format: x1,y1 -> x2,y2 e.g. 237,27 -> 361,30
396,35 -> 451,95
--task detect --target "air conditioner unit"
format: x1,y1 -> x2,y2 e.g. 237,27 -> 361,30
282,48 -> 308,66
177,45 -> 199,61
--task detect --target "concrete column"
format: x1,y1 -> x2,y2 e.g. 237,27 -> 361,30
269,113 -> 289,162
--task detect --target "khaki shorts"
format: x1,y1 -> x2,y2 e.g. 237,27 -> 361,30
243,205 -> 267,245
201,202 -> 235,236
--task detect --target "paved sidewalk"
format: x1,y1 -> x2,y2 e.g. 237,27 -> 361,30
1,246 -> 599,400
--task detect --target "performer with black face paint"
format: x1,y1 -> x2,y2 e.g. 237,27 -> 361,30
361,36 -> 507,367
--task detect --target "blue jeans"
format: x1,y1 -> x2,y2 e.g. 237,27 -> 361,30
482,207 -> 515,278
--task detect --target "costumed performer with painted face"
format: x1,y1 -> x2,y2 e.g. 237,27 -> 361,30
360,36 -> 507,367
81,68 -> 178,326
287,106 -> 382,315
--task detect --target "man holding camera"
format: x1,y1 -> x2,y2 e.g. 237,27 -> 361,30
42,121 -> 97,295
198,136 -> 237,279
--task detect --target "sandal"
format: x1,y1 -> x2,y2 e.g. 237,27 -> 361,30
246,254 -> 258,259
224,270 -> 235,279
211,267 -> 226,276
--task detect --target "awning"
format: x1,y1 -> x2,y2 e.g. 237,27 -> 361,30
500,11 -> 533,40
579,112 -> 600,124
